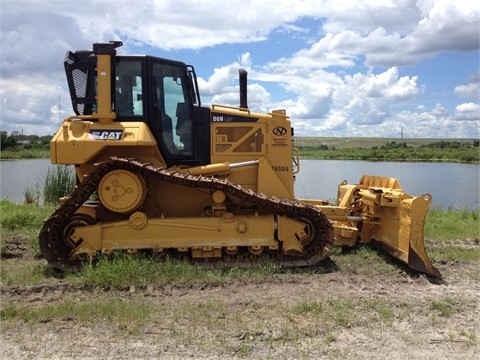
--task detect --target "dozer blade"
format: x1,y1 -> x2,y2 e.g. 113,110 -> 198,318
335,175 -> 443,281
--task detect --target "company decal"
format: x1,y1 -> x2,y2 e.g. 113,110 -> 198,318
88,130 -> 123,140
271,126 -> 289,147
272,126 -> 287,136
211,112 -> 258,123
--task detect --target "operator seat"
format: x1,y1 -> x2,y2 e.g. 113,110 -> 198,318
175,102 -> 192,153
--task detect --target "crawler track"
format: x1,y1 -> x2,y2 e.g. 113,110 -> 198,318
39,157 -> 334,270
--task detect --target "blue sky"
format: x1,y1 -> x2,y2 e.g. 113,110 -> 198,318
1,0 -> 479,138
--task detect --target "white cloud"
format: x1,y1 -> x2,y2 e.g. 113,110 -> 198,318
315,1 -> 480,67
431,103 -> 449,117
454,72 -> 480,100
197,53 -> 253,98
455,83 -> 480,99
0,0 -> 478,138
197,66 -> 240,97
0,74 -> 68,135
455,102 -> 480,120
391,103 -> 480,138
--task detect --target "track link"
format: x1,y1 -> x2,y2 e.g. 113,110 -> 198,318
39,157 -> 334,269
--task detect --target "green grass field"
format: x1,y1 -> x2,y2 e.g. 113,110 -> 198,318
294,137 -> 476,149
294,137 -> 479,163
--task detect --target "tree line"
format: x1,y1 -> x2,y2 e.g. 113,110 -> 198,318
297,139 -> 480,163
2,130 -> 478,163
377,140 -> 480,149
1,131 -> 53,151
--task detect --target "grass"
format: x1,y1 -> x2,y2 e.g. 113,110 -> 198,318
0,200 -> 52,233
2,293 -> 476,356
23,183 -> 41,205
0,297 -> 350,341
430,297 -> 458,318
1,201 -> 478,357
42,165 -> 76,205
79,252 -> 284,288
0,200 -> 54,256
428,245 -> 480,262
0,263 -> 46,286
292,296 -> 397,329
1,200 -> 478,287
425,207 -> 479,241
294,137 -> 479,163
1,294 -> 468,346
1,140 -> 478,358
0,147 -> 50,160
2,137 -> 478,163
1,297 -> 154,334
294,137 -> 477,150
298,146 -> 479,163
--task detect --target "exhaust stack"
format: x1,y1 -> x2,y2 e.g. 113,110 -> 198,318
239,68 -> 248,109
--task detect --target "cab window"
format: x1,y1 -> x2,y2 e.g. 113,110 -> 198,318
152,61 -> 193,156
114,60 -> 143,117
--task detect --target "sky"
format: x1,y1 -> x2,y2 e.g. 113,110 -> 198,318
1,0 -> 479,138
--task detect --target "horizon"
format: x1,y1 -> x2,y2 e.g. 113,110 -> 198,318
3,131 -> 477,142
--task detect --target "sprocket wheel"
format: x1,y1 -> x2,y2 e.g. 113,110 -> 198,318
98,169 -> 147,213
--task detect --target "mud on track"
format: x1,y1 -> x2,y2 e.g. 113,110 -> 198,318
1,236 -> 479,359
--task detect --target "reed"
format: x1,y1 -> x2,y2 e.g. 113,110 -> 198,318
23,183 -> 41,205
42,165 -> 76,205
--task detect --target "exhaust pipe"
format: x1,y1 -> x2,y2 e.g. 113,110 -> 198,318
239,68 -> 248,109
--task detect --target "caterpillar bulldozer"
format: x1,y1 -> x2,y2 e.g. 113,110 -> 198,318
39,41 -> 442,281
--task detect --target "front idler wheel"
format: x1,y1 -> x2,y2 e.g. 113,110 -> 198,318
59,214 -> 97,253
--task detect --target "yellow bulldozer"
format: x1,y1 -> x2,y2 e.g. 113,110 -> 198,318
39,41 -> 442,281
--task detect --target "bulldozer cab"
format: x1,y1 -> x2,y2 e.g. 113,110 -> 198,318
64,41 -> 211,167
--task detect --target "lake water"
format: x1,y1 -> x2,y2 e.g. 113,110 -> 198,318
0,159 -> 57,203
1,159 -> 479,209
295,160 -> 479,209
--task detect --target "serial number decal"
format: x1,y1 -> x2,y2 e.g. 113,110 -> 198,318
272,165 -> 290,172
88,130 -> 123,140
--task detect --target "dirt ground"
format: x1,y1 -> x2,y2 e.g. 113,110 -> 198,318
1,237 -> 479,360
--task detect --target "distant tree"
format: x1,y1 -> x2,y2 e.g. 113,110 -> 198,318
26,135 -> 40,143
0,131 -> 7,149
0,131 -> 16,150
39,135 -> 53,145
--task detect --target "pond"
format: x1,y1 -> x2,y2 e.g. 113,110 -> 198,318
295,160 -> 479,210
1,159 -> 478,209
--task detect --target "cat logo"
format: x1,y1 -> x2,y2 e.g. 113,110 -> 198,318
89,130 -> 123,140
272,126 -> 287,136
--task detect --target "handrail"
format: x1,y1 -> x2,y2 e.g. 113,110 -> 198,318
292,148 -> 300,174
211,104 -> 251,114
